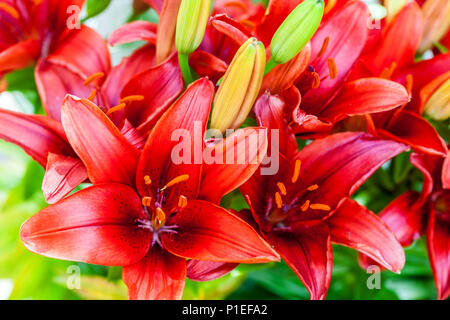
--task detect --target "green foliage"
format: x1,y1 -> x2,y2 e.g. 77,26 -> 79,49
85,0 -> 112,20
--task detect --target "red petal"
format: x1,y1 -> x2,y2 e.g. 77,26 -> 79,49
189,50 -> 228,83
102,44 -> 156,107
264,225 -> 332,300
136,78 -> 214,203
186,260 -> 238,282
379,110 -> 448,157
108,21 -> 157,46
162,200 -> 279,263
318,78 -> 410,123
295,132 -> 408,209
327,198 -> 405,273
20,184 -> 150,266
61,95 -> 140,186
42,153 -> 88,204
427,208 -> 450,300
360,1 -> 423,75
301,0 -> 368,110
410,152 -> 443,202
199,127 -> 268,204
378,191 -> 425,247
121,53 -> 183,130
123,247 -> 186,300
443,154 -> 450,189
210,14 -> 252,46
0,39 -> 40,73
0,109 -> 72,167
35,60 -> 97,121
48,26 -> 110,79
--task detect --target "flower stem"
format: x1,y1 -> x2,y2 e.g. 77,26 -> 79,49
264,58 -> 278,75
178,53 -> 194,85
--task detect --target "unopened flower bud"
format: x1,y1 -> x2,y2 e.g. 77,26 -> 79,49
423,77 -> 450,121
211,38 -> 266,133
418,0 -> 450,53
175,0 -> 211,55
270,0 -> 324,65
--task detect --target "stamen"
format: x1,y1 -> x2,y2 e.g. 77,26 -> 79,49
144,175 -> 152,185
106,103 -> 126,116
142,196 -> 152,207
83,72 -> 105,86
120,95 -> 145,104
406,74 -> 413,93
317,37 -> 329,57
301,200 -> 310,212
0,3 -> 19,19
87,89 -> 97,101
162,174 -> 190,190
291,159 -> 302,183
328,58 -> 337,79
324,0 -> 337,15
379,62 -> 397,80
178,195 -> 188,208
310,203 -> 331,211
277,182 -> 287,196
275,192 -> 283,209
307,184 -> 319,191
312,72 -> 321,88
156,207 -> 166,222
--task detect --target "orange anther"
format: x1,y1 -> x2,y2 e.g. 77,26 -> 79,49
406,74 -> 414,94
144,175 -> 152,185
83,72 -> 105,86
142,196 -> 152,207
0,3 -> 19,19
317,37 -> 329,57
277,182 -> 287,196
328,58 -> 337,79
156,207 -> 166,222
106,103 -> 126,116
162,174 -> 190,190
178,195 -> 188,208
312,72 -> 321,88
307,184 -> 319,191
87,89 -> 97,101
301,200 -> 310,212
310,203 -> 331,211
275,192 -> 283,209
120,95 -> 145,103
292,159 -> 302,183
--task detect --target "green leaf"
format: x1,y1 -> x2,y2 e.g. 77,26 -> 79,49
85,0 -> 111,20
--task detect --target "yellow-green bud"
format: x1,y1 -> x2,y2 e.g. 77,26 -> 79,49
175,0 -> 211,55
424,77 -> 450,121
211,38 -> 266,133
270,0 -> 324,65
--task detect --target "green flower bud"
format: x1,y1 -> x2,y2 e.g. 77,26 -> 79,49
175,0 -> 211,55
270,0 -> 324,65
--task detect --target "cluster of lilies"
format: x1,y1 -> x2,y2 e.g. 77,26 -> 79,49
0,0 -> 449,300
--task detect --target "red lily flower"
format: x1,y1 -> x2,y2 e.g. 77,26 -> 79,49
188,90 -> 408,299
20,78 -> 279,300
359,150 -> 450,300
345,1 -> 449,157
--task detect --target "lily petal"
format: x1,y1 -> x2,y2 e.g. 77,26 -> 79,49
199,127 -> 268,204
0,109 -> 72,166
108,21 -> 157,46
162,200 -> 280,263
264,225 -> 332,300
61,95 -> 140,186
186,260 -> 238,282
0,39 -> 40,73
136,78 -> 214,203
327,198 -> 405,273
42,153 -> 88,204
318,78 -> 410,123
20,184 -> 150,266
123,247 -> 186,300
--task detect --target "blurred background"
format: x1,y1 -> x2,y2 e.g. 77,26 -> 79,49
0,0 -> 448,300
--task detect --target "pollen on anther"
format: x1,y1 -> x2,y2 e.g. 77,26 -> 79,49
163,174 -> 190,190
156,207 -> 166,222
178,195 -> 188,208
87,89 -> 97,101
277,182 -> 287,196
312,72 -> 321,89
328,58 -> 337,79
291,159 -> 302,183
307,184 -> 319,191
406,74 -> 413,93
144,175 -> 152,185
120,95 -> 145,104
317,37 -> 329,57
275,192 -> 283,209
301,200 -> 310,212
142,196 -> 152,207
83,72 -> 105,86
310,203 -> 331,211
106,103 -> 126,116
